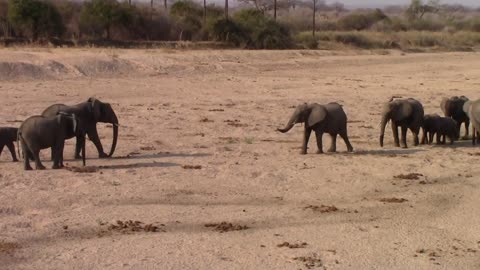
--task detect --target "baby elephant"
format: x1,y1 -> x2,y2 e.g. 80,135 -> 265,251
422,115 -> 459,145
18,113 -> 85,170
0,127 -> 19,162
277,102 -> 353,154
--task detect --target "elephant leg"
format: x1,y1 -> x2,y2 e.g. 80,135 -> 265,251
436,132 -> 441,145
6,142 -> 18,162
327,133 -> 336,153
412,129 -> 419,146
421,129 -> 427,144
428,132 -> 434,145
400,126 -> 408,148
52,145 -> 61,169
315,131 -> 324,154
0,144 -> 3,158
473,128 -> 476,145
301,127 -> 312,155
33,150 -> 45,170
465,120 -> 470,137
86,127 -> 108,158
392,122 -> 400,147
20,140 -> 32,170
74,135 -> 84,159
442,134 -> 446,144
340,130 -> 354,152
59,142 -> 65,168
477,131 -> 480,144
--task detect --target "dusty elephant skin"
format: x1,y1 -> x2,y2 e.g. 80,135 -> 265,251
379,98 -> 424,148
0,127 -> 18,162
277,102 -> 353,154
42,97 -> 119,159
441,96 -> 470,138
18,113 -> 85,170
463,98 -> 480,145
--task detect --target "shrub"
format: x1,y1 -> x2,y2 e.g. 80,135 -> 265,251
333,32 -> 374,48
471,18 -> 480,32
8,0 -> 65,40
408,18 -> 444,31
338,9 -> 389,31
233,9 -> 293,49
211,18 -> 245,46
79,0 -> 134,39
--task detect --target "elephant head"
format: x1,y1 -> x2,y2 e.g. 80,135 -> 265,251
379,99 -> 413,147
87,97 -> 119,157
277,103 -> 327,133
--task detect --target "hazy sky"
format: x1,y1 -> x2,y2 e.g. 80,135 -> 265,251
326,0 -> 480,8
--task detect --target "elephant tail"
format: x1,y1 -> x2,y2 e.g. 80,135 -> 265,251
16,132 -> 22,160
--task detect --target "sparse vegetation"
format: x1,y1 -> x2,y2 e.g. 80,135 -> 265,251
0,0 -> 479,50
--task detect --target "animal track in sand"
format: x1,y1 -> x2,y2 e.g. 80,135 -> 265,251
100,220 -> 165,235
277,242 -> 308,249
394,173 -> 423,180
303,205 -> 339,213
0,241 -> 20,255
379,198 -> 408,203
65,166 -> 99,173
181,165 -> 202,169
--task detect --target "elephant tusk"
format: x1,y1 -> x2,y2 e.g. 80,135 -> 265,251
113,123 -> 120,127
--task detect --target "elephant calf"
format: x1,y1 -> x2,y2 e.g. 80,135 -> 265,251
0,127 -> 19,162
441,96 -> 469,138
423,115 -> 459,145
277,102 -> 354,154
18,113 -> 85,170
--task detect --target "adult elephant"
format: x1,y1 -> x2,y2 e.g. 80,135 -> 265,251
463,99 -> 480,145
379,97 -> 424,148
440,96 -> 469,138
277,102 -> 354,154
42,97 -> 119,159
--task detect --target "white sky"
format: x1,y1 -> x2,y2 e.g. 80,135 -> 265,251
325,0 -> 479,8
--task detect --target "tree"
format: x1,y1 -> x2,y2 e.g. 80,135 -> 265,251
405,0 -> 439,21
79,0 -> 132,39
8,0 -> 64,40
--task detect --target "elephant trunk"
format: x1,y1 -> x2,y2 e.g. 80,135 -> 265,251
108,113 -> 119,157
277,113 -> 298,133
379,113 -> 390,147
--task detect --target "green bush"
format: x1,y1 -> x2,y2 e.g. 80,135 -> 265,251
338,9 -> 388,31
408,18 -> 444,31
8,0 -> 65,40
211,18 -> 245,46
471,18 -> 480,32
79,0 -> 134,39
333,32 -> 374,48
233,9 -> 292,49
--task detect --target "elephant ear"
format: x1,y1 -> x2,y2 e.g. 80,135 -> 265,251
463,100 -> 472,114
308,105 -> 327,127
88,97 -> 101,121
440,97 -> 449,115
392,101 -> 413,121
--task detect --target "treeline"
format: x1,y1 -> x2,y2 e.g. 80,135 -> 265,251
0,0 -> 479,49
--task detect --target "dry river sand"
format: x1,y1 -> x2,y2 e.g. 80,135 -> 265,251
0,48 -> 479,269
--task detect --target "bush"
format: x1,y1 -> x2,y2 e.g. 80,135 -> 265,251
211,18 -> 245,46
408,18 -> 444,31
79,0 -> 134,39
333,32 -> 375,48
233,9 -> 293,49
8,0 -> 65,40
471,18 -> 480,32
338,9 -> 389,31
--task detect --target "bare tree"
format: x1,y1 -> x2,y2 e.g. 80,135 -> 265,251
225,0 -> 228,19
204,0 -> 207,23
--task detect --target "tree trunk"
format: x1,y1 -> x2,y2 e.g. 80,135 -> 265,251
204,0 -> 207,24
225,0 -> 228,19
274,0 -> 277,20
312,0 -> 316,37
151,0 -> 154,20
164,0 -> 167,10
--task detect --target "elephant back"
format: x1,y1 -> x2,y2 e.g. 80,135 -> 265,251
324,102 -> 347,123
42,104 -> 70,118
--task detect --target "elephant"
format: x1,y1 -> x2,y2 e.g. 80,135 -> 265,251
277,102 -> 354,154
42,97 -> 118,159
0,127 -> 19,162
422,114 -> 459,145
441,96 -> 469,138
18,113 -> 85,170
379,98 -> 424,148
421,114 -> 441,144
436,117 -> 459,145
463,98 -> 480,145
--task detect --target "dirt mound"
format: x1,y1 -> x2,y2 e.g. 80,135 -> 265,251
73,58 -> 135,76
0,61 -> 52,80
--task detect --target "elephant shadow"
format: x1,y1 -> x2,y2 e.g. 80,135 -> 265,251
353,148 -> 424,156
112,152 -> 211,160
99,161 -> 179,170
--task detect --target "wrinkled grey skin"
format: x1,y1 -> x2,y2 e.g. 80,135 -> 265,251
441,96 -> 469,137
436,117 -> 460,145
0,127 -> 18,162
277,102 -> 354,154
42,97 -> 119,159
463,98 -> 480,145
421,114 -> 441,144
18,113 -> 85,170
379,98 -> 424,148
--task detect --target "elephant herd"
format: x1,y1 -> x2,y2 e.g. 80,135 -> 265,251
278,96 -> 480,154
0,95 -> 479,170
0,98 -> 119,170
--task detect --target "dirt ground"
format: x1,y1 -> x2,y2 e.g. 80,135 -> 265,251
0,48 -> 479,269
